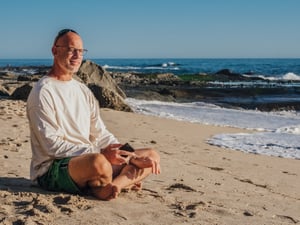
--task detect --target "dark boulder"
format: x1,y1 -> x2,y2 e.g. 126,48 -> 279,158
76,60 -> 132,112
11,83 -> 34,100
0,85 -> 10,97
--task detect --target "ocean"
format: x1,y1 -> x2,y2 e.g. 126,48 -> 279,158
2,58 -> 300,80
1,58 -> 300,159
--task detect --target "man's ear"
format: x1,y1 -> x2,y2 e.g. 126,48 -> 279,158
52,46 -> 57,56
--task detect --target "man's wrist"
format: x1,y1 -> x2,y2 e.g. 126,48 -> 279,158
128,155 -> 137,165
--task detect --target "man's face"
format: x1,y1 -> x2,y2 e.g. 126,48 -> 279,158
52,32 -> 84,74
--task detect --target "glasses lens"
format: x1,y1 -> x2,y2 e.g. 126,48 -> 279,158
76,49 -> 88,56
82,49 -> 88,55
55,46 -> 87,56
71,48 -> 88,56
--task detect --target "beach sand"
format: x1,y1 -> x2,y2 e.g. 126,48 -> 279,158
0,99 -> 299,225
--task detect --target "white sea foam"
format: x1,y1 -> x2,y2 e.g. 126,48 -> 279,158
206,132 -> 300,159
126,98 -> 300,159
282,72 -> 300,81
104,65 -> 141,70
251,72 -> 300,81
101,62 -> 179,71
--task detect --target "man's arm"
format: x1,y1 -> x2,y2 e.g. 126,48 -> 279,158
88,94 -> 119,149
28,105 -> 95,158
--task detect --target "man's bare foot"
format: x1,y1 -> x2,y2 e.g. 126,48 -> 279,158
122,182 -> 143,192
131,182 -> 142,191
93,183 -> 120,201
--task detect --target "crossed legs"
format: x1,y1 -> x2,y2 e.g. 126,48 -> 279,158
68,148 -> 160,200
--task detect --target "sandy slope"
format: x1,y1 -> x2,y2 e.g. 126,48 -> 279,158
0,99 -> 299,225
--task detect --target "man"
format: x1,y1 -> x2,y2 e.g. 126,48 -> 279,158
27,29 -> 161,200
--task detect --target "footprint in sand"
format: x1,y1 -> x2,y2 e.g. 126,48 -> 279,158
166,183 -> 198,192
170,200 -> 206,218
166,183 -> 206,218
1,192 -> 93,224
207,166 -> 224,171
53,195 -> 92,212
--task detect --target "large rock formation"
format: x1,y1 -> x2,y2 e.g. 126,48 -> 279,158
76,60 -> 132,112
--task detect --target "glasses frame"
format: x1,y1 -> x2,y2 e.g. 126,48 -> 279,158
55,45 -> 88,56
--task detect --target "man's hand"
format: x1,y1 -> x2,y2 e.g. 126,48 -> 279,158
130,156 -> 161,175
101,144 -> 135,165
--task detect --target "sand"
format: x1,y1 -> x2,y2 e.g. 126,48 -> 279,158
0,99 -> 299,225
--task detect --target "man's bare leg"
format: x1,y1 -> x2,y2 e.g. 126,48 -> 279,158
68,153 -> 112,188
93,164 -> 152,200
68,153 -> 114,200
93,148 -> 160,200
68,149 -> 160,201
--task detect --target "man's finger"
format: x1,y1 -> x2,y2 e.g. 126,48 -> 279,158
118,150 -> 135,157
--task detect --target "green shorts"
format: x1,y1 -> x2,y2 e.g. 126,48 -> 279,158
37,158 -> 82,195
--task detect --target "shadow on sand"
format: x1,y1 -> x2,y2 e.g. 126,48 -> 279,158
0,177 -> 48,194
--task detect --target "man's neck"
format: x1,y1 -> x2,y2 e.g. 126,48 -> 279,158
48,68 -> 73,81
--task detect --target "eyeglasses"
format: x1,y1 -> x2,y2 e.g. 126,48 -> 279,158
54,28 -> 78,45
55,45 -> 88,56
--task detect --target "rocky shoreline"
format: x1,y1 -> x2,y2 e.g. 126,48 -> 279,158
1,60 -> 300,112
112,68 -> 300,111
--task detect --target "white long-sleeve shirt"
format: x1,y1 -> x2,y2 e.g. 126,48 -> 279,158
27,76 -> 119,181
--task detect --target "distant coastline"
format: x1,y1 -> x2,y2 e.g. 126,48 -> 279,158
1,58 -> 300,77
1,59 -> 300,112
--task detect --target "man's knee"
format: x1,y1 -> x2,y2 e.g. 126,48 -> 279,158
87,154 -> 113,188
91,153 -> 112,176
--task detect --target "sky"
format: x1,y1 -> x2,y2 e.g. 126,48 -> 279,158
1,0 -> 300,59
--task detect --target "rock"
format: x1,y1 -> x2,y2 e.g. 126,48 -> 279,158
214,69 -> 265,81
11,83 -> 35,100
214,69 -> 246,81
0,71 -> 17,80
243,210 -> 254,216
157,73 -> 180,80
215,69 -> 234,76
0,85 -> 10,96
17,75 -> 42,82
88,84 -> 132,112
76,60 -> 132,112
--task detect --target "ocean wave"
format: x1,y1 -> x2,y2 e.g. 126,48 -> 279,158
246,72 -> 300,81
207,132 -> 300,159
275,125 -> 300,135
125,98 -> 300,131
103,65 -> 141,70
102,62 -> 180,72
126,98 -> 300,159
283,72 -> 300,80
144,66 -> 180,70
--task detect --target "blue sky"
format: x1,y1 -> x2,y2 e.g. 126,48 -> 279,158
1,0 -> 300,58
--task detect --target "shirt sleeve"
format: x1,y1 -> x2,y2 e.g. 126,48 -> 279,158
27,89 -> 95,158
88,93 -> 119,149
28,106 -> 95,158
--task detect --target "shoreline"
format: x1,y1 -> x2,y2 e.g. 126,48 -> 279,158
0,99 -> 299,225
1,61 -> 300,112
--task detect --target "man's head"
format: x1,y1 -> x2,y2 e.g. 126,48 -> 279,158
51,29 -> 87,76
53,29 -> 79,46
